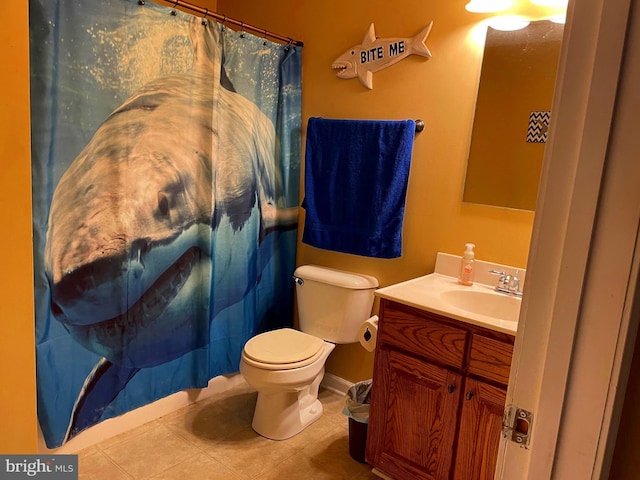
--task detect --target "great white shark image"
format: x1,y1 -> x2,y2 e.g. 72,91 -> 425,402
43,19 -> 298,440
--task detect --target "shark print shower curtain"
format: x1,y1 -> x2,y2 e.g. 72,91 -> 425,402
29,0 -> 302,448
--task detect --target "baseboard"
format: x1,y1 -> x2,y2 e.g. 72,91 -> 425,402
38,373 -> 246,454
41,372 -> 356,453
372,468 -> 395,480
320,372 -> 354,395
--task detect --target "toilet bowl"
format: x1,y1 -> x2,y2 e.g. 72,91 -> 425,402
240,265 -> 378,441
240,328 -> 335,440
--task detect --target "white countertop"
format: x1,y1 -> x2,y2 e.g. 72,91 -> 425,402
375,273 -> 519,335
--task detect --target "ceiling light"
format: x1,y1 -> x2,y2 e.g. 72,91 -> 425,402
530,0 -> 568,7
465,0 -> 514,13
488,15 -> 531,31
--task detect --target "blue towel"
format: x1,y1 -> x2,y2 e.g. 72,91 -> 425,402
302,117 -> 415,258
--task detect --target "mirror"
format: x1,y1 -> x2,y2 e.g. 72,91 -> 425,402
463,20 -> 563,211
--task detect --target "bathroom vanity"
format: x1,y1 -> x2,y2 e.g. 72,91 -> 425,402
365,259 -> 520,480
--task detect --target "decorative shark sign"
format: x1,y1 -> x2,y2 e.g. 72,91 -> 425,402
332,22 -> 433,89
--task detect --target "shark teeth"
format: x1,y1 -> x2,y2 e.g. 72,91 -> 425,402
331,64 -> 347,71
66,247 -> 200,351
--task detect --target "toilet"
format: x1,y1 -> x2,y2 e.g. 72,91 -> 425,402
240,264 -> 378,440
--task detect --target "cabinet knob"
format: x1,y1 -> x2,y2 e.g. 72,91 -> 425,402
447,384 -> 456,394
465,391 -> 475,401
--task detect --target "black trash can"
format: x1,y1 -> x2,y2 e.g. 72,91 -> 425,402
342,380 -> 373,463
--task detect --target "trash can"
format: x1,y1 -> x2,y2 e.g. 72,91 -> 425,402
342,380 -> 372,463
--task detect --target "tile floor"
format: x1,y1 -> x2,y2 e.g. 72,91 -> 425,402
77,381 -> 380,479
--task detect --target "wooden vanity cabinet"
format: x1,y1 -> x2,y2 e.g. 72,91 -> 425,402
366,299 -> 515,480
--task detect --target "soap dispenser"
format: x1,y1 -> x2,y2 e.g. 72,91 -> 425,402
458,243 -> 476,286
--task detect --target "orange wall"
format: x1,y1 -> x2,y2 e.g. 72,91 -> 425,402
0,1 -> 38,453
217,0 -> 543,381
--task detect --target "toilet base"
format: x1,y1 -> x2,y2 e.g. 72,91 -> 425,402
250,367 -> 325,440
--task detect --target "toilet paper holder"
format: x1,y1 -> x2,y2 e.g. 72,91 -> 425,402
358,315 -> 379,352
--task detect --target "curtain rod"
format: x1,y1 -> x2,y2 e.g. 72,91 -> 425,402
152,0 -> 304,47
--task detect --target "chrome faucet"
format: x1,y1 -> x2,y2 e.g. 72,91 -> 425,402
489,269 -> 522,297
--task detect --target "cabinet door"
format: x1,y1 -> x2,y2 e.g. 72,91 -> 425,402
453,378 -> 507,480
367,348 -> 462,480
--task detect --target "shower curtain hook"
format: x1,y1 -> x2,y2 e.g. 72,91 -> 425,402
240,21 -> 246,38
220,14 -> 227,31
202,8 -> 208,26
284,38 -> 294,51
170,0 -> 178,16
263,29 -> 268,45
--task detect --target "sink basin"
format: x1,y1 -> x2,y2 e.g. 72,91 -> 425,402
440,289 -> 521,323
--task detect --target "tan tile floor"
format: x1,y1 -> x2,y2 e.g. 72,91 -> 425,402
77,381 -> 380,479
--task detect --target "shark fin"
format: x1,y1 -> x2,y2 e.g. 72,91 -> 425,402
259,204 -> 299,242
362,23 -> 376,46
411,21 -> 434,58
64,358 -> 140,443
358,69 -> 373,90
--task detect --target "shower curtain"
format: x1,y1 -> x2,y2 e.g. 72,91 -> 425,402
29,0 -> 302,448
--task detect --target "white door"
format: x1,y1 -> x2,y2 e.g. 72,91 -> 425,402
496,0 -> 640,478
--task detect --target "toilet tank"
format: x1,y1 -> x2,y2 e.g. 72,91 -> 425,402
293,265 -> 378,344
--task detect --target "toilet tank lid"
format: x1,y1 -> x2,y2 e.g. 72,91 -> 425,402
294,265 -> 379,289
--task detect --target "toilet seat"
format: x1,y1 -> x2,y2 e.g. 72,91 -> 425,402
243,328 -> 326,370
